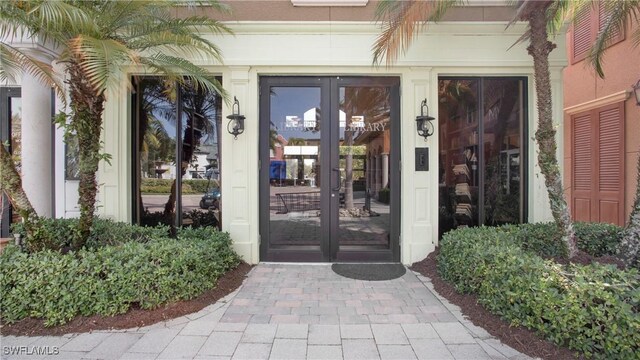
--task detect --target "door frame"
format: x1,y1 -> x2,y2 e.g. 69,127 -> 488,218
258,76 -> 401,262
1,87 -> 21,238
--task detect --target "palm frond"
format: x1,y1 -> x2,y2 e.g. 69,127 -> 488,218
69,35 -> 140,93
545,0 -> 594,35
373,0 -> 461,66
2,0 -> 232,102
127,31 -> 225,64
139,53 -> 227,101
0,1 -> 34,40
33,1 -> 98,41
588,0 -> 640,78
0,43 -> 65,102
123,16 -> 232,45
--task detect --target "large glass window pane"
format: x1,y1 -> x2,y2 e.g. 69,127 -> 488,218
338,85 -> 391,249
137,78 -> 177,227
134,78 -> 223,229
179,83 -> 222,228
483,79 -> 523,225
1,90 -> 21,237
438,79 -> 480,234
438,77 -> 525,236
10,98 -> 22,171
268,87 -> 322,247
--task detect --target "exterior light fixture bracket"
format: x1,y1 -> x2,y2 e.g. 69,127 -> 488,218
227,96 -> 245,139
416,98 -> 435,141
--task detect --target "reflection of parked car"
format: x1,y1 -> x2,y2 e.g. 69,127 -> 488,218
199,188 -> 221,209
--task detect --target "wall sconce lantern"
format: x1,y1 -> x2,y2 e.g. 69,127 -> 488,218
632,79 -> 640,106
416,98 -> 435,141
227,96 -> 245,139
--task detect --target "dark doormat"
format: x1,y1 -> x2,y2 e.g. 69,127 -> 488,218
331,263 -> 406,281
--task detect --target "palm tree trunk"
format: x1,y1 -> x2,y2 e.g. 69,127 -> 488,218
0,144 -> 36,223
618,151 -> 640,268
68,60 -> 105,250
528,10 -> 578,258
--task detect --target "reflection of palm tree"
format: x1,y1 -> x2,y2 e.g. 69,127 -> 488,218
342,87 -> 390,209
135,77 -> 221,227
482,80 -> 520,225
142,117 -> 173,175
269,129 -> 279,151
438,80 -> 475,120
287,137 -> 306,183
163,82 -> 220,221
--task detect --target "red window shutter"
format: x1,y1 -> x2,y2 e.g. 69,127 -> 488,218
598,1 -> 625,46
596,103 -> 625,225
573,113 -> 592,191
571,103 -> 625,225
598,107 -> 621,192
571,7 -> 593,63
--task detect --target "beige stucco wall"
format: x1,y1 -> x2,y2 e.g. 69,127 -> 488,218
98,21 -> 567,264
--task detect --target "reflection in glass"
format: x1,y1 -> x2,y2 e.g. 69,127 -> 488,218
268,87 -> 322,247
9,98 -> 22,227
438,79 -> 480,234
438,78 -> 524,236
65,135 -> 80,180
338,86 -> 391,249
10,98 -> 22,170
483,79 -> 523,226
179,83 -> 222,229
137,78 -> 177,227
134,77 -> 222,229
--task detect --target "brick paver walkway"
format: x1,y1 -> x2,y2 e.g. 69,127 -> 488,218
1,264 -> 531,359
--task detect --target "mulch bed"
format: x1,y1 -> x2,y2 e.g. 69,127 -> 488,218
410,250 -> 582,360
0,262 -> 252,337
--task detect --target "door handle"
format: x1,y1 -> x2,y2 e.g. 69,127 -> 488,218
332,168 -> 341,191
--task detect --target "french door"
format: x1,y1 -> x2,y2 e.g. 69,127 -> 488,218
259,77 -> 400,262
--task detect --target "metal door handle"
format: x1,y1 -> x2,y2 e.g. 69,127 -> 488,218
332,168 -> 341,191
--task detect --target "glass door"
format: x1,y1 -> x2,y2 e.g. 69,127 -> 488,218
259,77 -> 400,262
1,87 -> 21,238
331,78 -> 400,262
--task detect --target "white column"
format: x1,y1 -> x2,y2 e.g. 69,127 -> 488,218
21,72 -> 53,217
222,66 -> 258,263
381,153 -> 389,189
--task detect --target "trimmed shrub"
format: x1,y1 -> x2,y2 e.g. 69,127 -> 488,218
438,226 -> 639,359
0,227 -> 240,326
12,218 -> 169,252
574,221 -> 623,257
498,221 -> 624,259
499,222 -> 566,257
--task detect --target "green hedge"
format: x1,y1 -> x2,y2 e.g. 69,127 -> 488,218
438,225 -> 639,359
12,218 -> 169,252
0,227 -> 240,326
574,222 -> 623,257
141,178 -> 217,194
498,221 -> 624,259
